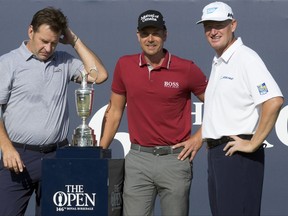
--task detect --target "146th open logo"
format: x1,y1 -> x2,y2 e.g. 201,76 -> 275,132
53,185 -> 96,212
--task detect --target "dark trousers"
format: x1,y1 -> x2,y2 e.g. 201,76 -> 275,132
0,147 -> 57,216
208,143 -> 265,216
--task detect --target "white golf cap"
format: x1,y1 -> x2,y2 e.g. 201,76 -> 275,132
196,1 -> 234,24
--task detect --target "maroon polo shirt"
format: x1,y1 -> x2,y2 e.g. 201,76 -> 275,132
112,50 -> 207,147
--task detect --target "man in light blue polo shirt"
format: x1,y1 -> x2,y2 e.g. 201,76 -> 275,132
0,7 -> 108,216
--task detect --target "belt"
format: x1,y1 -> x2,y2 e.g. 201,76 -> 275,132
131,143 -> 183,156
12,139 -> 68,153
205,134 -> 253,149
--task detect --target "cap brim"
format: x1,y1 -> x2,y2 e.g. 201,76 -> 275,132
138,23 -> 165,30
196,17 -> 232,24
196,20 -> 204,24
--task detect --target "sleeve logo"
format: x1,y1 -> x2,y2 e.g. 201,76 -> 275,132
257,82 -> 268,95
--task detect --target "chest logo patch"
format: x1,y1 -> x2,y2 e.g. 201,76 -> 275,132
220,76 -> 234,80
54,68 -> 62,73
164,81 -> 179,88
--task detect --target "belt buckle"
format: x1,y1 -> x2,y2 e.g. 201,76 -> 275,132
153,147 -> 168,156
39,145 -> 45,153
224,136 -> 234,142
39,144 -> 55,153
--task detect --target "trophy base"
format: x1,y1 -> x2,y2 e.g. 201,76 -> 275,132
71,124 -> 96,147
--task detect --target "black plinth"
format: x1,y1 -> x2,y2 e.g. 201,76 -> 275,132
41,146 -> 124,216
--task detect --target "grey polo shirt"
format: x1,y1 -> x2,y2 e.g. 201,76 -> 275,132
0,41 -> 83,145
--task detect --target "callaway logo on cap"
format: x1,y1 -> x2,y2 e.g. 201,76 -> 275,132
196,1 -> 234,24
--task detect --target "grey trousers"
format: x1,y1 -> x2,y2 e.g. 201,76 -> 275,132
123,149 -> 193,216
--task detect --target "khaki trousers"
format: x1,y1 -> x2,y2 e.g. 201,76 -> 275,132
123,148 -> 192,216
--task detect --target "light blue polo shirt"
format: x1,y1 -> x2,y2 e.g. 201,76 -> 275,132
0,41 -> 83,145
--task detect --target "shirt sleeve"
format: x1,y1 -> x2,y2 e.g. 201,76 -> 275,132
244,51 -> 283,105
0,54 -> 13,104
189,61 -> 208,96
111,58 -> 126,95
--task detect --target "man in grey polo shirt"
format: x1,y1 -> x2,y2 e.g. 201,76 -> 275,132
0,7 -> 108,216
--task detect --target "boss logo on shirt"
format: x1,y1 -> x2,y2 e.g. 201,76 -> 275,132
164,81 -> 179,88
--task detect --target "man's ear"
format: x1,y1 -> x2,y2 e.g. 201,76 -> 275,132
231,19 -> 237,33
28,25 -> 34,39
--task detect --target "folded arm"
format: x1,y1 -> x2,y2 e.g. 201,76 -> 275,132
172,92 -> 205,161
60,28 -> 108,84
224,96 -> 284,155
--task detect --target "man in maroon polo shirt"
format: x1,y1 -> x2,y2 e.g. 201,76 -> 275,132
100,10 -> 207,216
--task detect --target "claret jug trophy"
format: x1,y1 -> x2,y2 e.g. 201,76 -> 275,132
71,71 -> 96,146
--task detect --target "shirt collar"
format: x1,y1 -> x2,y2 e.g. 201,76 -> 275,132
19,41 -> 34,61
139,48 -> 171,69
213,37 -> 243,64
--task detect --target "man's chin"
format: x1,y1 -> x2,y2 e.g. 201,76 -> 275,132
37,55 -> 50,61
